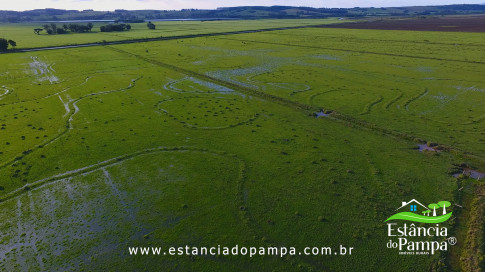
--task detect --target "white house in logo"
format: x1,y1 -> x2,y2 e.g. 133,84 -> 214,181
386,199 -> 452,223
396,199 -> 428,213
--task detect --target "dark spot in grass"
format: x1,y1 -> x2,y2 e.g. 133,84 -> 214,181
318,216 -> 327,222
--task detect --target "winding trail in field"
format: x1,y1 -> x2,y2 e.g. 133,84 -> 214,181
384,90 -> 403,110
360,95 -> 383,115
0,77 -> 141,171
156,96 -> 261,130
58,95 -> 70,117
404,89 -> 429,111
0,75 -> 92,107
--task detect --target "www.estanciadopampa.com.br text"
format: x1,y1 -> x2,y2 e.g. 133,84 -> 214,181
129,245 -> 354,257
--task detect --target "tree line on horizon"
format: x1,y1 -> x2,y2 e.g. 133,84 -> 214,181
33,23 -> 136,35
3,4 -> 485,22
35,23 -> 94,35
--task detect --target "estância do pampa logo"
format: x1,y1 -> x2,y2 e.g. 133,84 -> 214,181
385,199 -> 456,255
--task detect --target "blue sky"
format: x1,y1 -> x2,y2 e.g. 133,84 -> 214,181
3,0 -> 484,11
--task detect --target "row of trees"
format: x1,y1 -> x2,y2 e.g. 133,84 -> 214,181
100,24 -> 131,32
426,201 -> 451,216
34,23 -> 94,35
0,38 -> 16,51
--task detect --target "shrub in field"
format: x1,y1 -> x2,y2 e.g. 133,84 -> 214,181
147,21 -> 156,30
0,38 -> 8,51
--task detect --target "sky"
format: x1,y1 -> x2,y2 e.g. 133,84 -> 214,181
2,0 -> 484,11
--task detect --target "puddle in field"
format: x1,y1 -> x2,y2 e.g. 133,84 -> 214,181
431,94 -> 457,102
453,169 -> 485,180
208,64 -> 278,89
416,66 -> 433,73
27,56 -> 58,83
315,110 -> 331,117
164,77 -> 248,98
0,86 -> 10,99
453,85 -> 485,92
312,54 -> 342,61
417,144 -> 439,152
190,77 -> 234,93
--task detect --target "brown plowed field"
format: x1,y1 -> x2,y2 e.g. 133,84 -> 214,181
324,15 -> 485,32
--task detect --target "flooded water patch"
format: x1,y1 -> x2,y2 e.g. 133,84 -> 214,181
312,54 -> 342,61
315,109 -> 332,118
417,144 -> 439,152
453,85 -> 485,92
453,169 -> 485,180
164,77 -> 245,97
0,86 -> 10,100
27,56 -> 58,84
416,66 -> 433,73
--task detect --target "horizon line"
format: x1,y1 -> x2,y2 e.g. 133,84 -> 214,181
1,3 -> 483,13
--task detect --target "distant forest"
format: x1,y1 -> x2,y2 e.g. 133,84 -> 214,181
1,5 -> 485,23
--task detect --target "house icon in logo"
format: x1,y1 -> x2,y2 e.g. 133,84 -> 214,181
396,199 -> 428,213
385,199 -> 453,223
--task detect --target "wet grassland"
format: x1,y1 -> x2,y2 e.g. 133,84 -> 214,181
0,24 -> 483,271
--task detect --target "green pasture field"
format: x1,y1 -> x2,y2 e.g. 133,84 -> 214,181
0,22 -> 483,271
118,28 -> 485,156
0,19 -> 337,49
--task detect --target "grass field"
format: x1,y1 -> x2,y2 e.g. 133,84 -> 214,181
0,19 -> 483,271
0,19 -> 337,49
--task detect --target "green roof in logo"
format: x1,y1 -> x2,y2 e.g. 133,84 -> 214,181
385,199 -> 452,223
